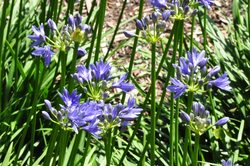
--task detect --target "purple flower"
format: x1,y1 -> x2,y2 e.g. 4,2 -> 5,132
78,47 -> 87,57
173,57 -> 190,75
187,47 -> 208,69
162,10 -> 171,21
82,117 -> 102,139
120,97 -> 143,121
58,88 -> 81,109
48,19 -> 57,35
148,0 -> 167,8
205,159 -> 238,166
123,30 -> 136,38
179,111 -> 191,122
215,117 -> 229,126
74,65 -> 91,82
90,59 -> 112,80
209,72 -> 231,91
112,72 -> 135,93
69,14 -> 76,30
32,45 -> 55,66
199,0 -> 213,10
42,111 -> 52,120
166,77 -> 188,99
28,23 -> 46,47
208,66 -> 220,76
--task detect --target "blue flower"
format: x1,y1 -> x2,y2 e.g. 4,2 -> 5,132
78,47 -> 87,57
173,57 -> 190,75
32,45 -> 55,66
112,72 -> 135,93
209,72 -> 231,91
166,77 -> 188,99
179,111 -> 191,122
199,0 -> 213,10
148,0 -> 167,8
205,159 -> 238,166
215,117 -> 230,126
171,0 -> 180,7
187,47 -> 208,69
123,30 -> 136,38
82,117 -> 102,139
48,19 -> 57,35
90,59 -> 112,80
69,14 -> 76,31
28,23 -> 46,47
58,88 -> 82,109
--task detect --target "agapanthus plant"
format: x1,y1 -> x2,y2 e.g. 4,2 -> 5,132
28,14 -> 90,66
166,47 -> 231,99
71,59 -> 135,101
179,102 -> 230,135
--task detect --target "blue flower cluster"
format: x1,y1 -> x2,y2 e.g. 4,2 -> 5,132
179,102 -> 229,135
167,47 -> 231,99
42,88 -> 142,138
28,14 -> 91,66
71,59 -> 135,101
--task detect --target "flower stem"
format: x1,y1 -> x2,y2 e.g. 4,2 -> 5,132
181,91 -> 194,166
58,130 -> 68,166
175,98 -> 180,166
190,15 -> 195,51
208,90 -> 218,121
170,20 -> 181,166
105,129 -> 112,166
150,43 -> 156,165
203,7 -> 207,57
60,50 -> 67,92
68,42 -> 79,93
192,133 -> 200,166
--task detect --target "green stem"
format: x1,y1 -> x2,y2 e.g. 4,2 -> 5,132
94,0 -> 107,62
150,43 -> 156,164
170,20 -> 181,166
190,16 -> 195,51
208,90 -> 218,121
192,133 -> 200,166
79,0 -> 85,15
60,51 -> 67,92
181,92 -> 194,166
80,133 -> 91,165
248,0 -> 250,42
68,42 -> 79,93
175,97 -> 180,166
105,129 -> 112,166
58,130 -> 68,166
118,18 -> 174,166
85,0 -> 97,24
203,7 -> 207,57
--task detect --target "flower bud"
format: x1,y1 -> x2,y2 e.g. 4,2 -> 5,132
65,41 -> 69,46
198,79 -> 204,88
171,10 -> 176,16
104,92 -> 108,100
192,102 -> 199,116
62,25 -> 68,32
197,119 -> 204,128
215,117 -> 230,126
188,63 -> 193,72
199,104 -> 205,117
123,30 -> 136,38
142,30 -> 147,38
91,82 -> 95,87
82,24 -> 91,35
141,18 -> 147,30
191,9 -> 198,17
52,108 -> 58,116
60,122 -> 64,127
209,66 -> 221,76
184,6 -> 190,15
183,0 -> 189,7
42,111 -> 52,120
201,66 -> 207,77
144,15 -> 150,25
206,119 -> 211,126
100,90 -> 104,97
83,87 -> 88,93
65,46 -> 70,52
184,74 -> 189,83
48,19 -> 57,32
176,66 -> 182,80
152,12 -> 158,24
78,48 -> 86,57
178,7 -> 184,14
207,83 -> 212,90
91,70 -> 96,78
205,73 -> 211,82
68,14 -> 75,30
156,23 -> 161,32
107,114 -> 113,122
204,110 -> 210,118
160,21 -> 167,31
76,13 -> 82,27
72,28 -> 84,42
64,31 -> 71,38
53,35 -> 57,41
150,24 -> 154,31
102,80 -> 107,89
57,111 -> 63,121
136,19 -> 144,30
190,113 -> 194,121
171,4 -> 175,10
180,111 -> 191,122
162,10 -> 171,21
44,100 -> 52,111
68,27 -> 73,33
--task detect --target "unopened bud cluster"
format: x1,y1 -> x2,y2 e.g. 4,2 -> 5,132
180,102 -> 229,135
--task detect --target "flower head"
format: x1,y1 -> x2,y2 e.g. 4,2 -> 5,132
58,88 -> 82,109
209,72 -> 231,91
32,45 -> 55,66
166,77 -> 188,99
28,23 -> 46,47
112,72 -> 135,93
90,59 -> 112,81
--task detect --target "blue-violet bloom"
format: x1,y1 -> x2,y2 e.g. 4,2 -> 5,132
112,72 -> 135,93
209,72 -> 231,91
166,77 -> 188,99
32,45 -> 55,66
28,23 -> 46,47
